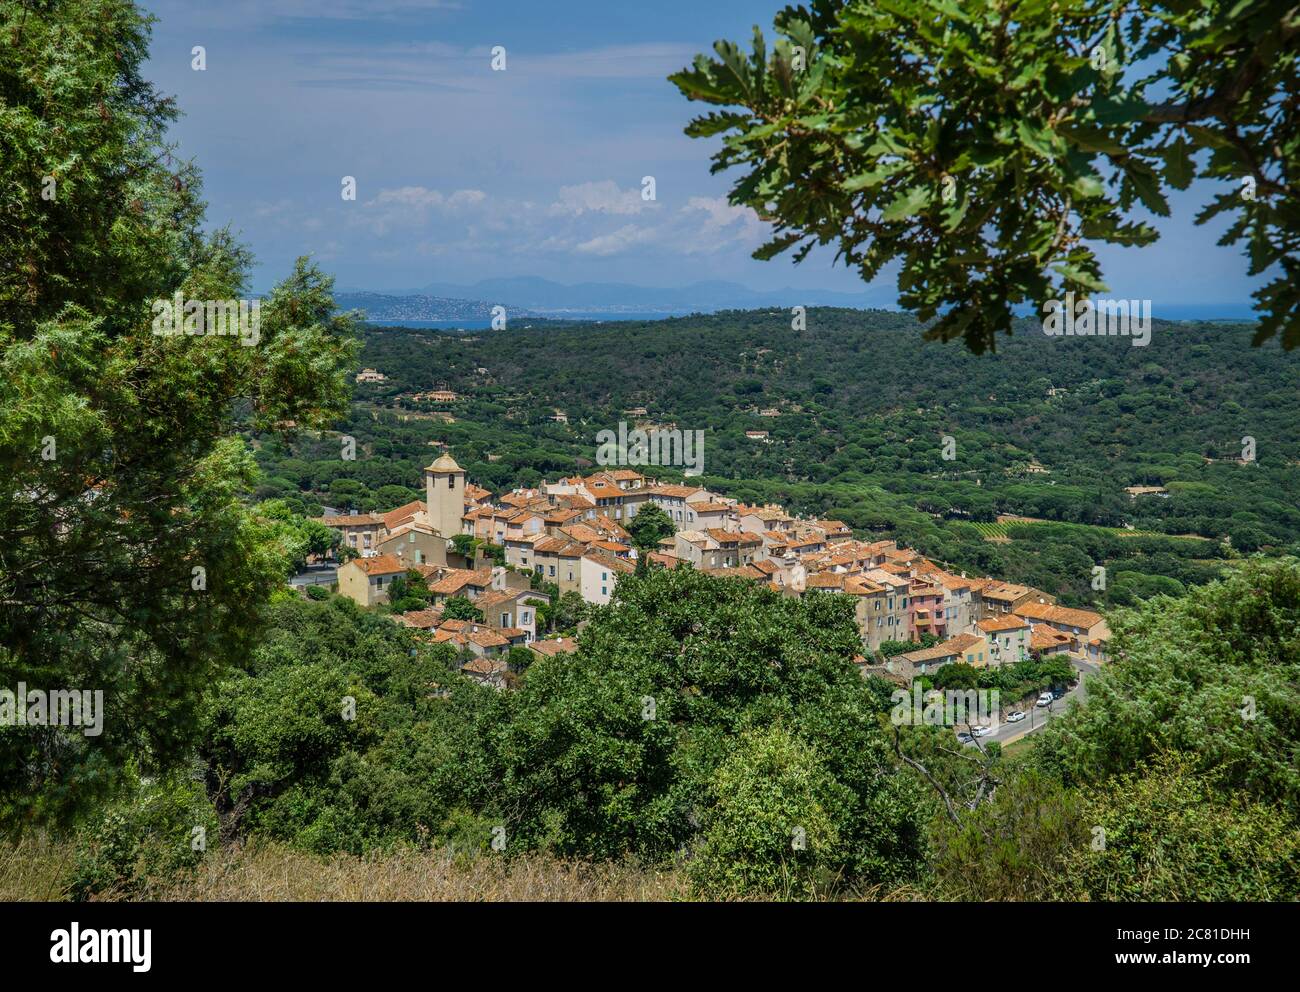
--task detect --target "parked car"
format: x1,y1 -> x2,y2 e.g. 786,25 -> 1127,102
1052,687 -> 1067,699
1006,710 -> 1026,723
1036,692 -> 1053,707
971,725 -> 994,737
956,732 -> 975,744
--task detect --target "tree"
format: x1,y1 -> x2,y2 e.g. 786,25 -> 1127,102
442,596 -> 484,623
689,725 -> 848,899
671,1 -> 1299,352
1,1 -> 358,831
1056,752 -> 1300,901
625,503 -> 675,552
549,591 -> 589,633
450,534 -> 479,560
497,565 -> 930,885
386,570 -> 433,614
1034,556 -> 1300,811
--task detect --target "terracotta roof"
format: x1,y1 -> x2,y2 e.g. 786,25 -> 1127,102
395,608 -> 443,629
428,568 -> 493,595
706,528 -> 760,545
382,500 -> 426,531
647,552 -> 686,568
1030,624 -> 1073,650
1015,601 -> 1105,629
982,581 -> 1033,601
977,615 -> 1032,633
533,537 -> 586,556
462,656 -> 508,676
530,636 -> 578,657
648,484 -> 701,499
805,573 -> 846,590
318,512 -> 384,527
348,554 -> 406,576
583,550 -> 634,573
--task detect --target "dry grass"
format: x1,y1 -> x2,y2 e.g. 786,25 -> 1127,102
0,832 -> 80,901
1,837 -> 688,902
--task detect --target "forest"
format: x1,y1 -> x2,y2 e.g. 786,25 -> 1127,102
253,310 -> 1300,608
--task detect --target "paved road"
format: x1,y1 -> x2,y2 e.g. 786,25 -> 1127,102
289,563 -> 337,588
960,657 -> 1100,747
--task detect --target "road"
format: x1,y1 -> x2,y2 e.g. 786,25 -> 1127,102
960,657 -> 1100,747
289,563 -> 337,588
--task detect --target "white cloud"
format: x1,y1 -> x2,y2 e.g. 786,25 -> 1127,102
354,185 -> 488,235
574,224 -> 659,257
551,180 -> 652,217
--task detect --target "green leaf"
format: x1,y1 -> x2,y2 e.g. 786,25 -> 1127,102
1159,137 -> 1195,189
880,185 -> 932,221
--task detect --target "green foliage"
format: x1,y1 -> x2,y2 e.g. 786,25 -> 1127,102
66,769 -> 217,901
689,725 -> 848,899
258,313 -> 1300,617
1034,556 -> 1300,810
928,766 -> 1088,901
450,534 -> 479,559
442,596 -> 484,622
387,569 -> 433,613
626,503 -> 675,552
0,0 -> 359,831
496,565 -> 930,889
671,0 -> 1300,351
1057,753 -> 1300,901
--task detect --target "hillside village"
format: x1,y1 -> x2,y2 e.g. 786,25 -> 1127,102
314,453 -> 1111,689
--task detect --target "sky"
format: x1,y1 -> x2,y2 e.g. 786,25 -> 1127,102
142,0 -> 1264,312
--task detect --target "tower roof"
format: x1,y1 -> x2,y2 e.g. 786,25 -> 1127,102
424,453 -> 464,474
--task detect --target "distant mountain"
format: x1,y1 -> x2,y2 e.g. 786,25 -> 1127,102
415,277 -> 883,314
337,278 -> 887,318
334,292 -> 540,322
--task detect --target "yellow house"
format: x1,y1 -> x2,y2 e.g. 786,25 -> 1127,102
337,554 -> 406,608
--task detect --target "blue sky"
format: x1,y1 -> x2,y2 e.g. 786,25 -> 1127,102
142,0 -> 1263,312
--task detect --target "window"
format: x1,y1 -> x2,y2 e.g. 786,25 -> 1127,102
601,587 -> 607,596
501,613 -> 509,627
521,611 -> 530,624
447,476 -> 455,489
601,571 -> 608,581
548,565 -> 555,577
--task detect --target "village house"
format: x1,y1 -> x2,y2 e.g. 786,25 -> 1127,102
889,632 -> 987,682
1013,600 -> 1111,661
976,615 -> 1033,665
375,522 -> 449,569
337,554 -> 406,607
579,550 -> 635,605
976,580 -> 1056,618
319,511 -> 386,555
473,587 -> 550,642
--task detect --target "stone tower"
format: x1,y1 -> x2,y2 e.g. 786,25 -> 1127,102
424,453 -> 465,538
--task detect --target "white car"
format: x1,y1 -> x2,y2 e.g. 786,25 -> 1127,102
1036,692 -> 1054,707
971,725 -> 994,737
1006,710 -> 1026,723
